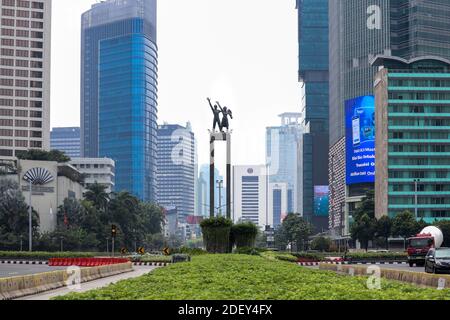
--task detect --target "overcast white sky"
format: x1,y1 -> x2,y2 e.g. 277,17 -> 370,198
51,0 -> 301,169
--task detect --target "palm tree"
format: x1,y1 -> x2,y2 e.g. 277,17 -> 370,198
83,183 -> 110,211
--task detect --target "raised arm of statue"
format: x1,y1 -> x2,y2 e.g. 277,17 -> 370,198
207,98 -> 214,112
229,110 -> 233,119
216,102 -> 224,113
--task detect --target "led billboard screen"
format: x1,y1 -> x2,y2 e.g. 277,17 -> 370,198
314,186 -> 329,217
345,96 -> 375,185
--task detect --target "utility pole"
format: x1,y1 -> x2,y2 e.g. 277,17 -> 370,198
217,179 -> 223,217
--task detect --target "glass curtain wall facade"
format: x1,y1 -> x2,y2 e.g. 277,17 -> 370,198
50,127 -> 80,158
266,113 -> 302,214
374,56 -> 450,223
390,0 -> 450,59
296,0 -> 329,232
157,124 -> 195,223
81,0 -> 158,202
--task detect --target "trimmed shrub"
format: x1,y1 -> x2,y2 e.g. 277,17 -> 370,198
172,247 -> 208,256
171,254 -> 191,264
231,222 -> 258,249
234,247 -> 261,256
200,217 -> 233,253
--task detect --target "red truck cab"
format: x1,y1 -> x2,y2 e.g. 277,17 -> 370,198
407,233 -> 435,267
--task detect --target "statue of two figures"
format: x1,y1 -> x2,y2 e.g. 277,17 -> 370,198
207,97 -> 233,132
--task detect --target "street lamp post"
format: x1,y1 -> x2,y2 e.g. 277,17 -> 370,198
414,179 -> 421,219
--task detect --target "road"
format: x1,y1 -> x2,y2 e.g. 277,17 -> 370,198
0,264 -> 67,278
16,266 -> 156,300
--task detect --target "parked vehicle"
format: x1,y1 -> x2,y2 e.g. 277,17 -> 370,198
425,247 -> 450,274
407,226 -> 444,267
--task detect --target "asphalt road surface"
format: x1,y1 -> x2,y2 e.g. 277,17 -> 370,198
0,264 -> 67,278
17,266 -> 157,300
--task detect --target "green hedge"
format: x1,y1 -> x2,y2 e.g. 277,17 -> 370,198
200,217 -> 233,254
0,251 -> 96,260
292,252 -> 408,262
130,255 -> 172,263
231,223 -> 258,248
171,247 -> 208,256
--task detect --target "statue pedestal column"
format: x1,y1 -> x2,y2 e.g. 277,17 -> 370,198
209,131 -> 232,220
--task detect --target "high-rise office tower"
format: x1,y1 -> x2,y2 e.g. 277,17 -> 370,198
374,56 -> 450,222
81,0 -> 158,202
232,165 -> 268,227
0,0 -> 51,160
157,123 -> 196,224
266,113 -> 302,214
50,127 -> 80,158
296,0 -> 329,232
328,0 -> 450,236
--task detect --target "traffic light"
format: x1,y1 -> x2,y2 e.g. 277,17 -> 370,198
111,224 -> 117,238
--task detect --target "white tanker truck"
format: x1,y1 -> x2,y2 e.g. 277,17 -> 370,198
407,226 -> 444,267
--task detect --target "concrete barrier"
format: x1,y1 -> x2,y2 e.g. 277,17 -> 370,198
0,262 -> 132,300
319,263 -> 450,289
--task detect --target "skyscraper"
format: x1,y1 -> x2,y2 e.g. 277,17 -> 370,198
266,113 -> 302,214
50,127 -> 80,158
81,0 -> 158,202
328,0 -> 450,236
296,0 -> 329,232
0,0 -> 51,159
232,165 -> 268,227
157,123 -> 195,224
374,56 -> 450,222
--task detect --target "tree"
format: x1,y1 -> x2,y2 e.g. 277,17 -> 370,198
278,213 -> 312,252
83,183 -> 110,212
392,211 -> 418,248
0,179 -> 39,250
351,213 -> 377,251
354,190 -> 375,220
415,219 -> 429,235
311,236 -> 332,252
57,198 -> 86,229
16,149 -> 70,163
138,203 -> 165,236
434,220 -> 450,247
145,233 -> 165,251
108,192 -> 143,249
376,216 -> 392,250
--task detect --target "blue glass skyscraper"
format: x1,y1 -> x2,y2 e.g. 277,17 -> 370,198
296,0 -> 330,232
81,0 -> 158,202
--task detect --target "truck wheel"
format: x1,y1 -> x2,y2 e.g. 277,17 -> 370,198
409,262 -> 414,267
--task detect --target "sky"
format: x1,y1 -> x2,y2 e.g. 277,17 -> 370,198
50,0 -> 301,170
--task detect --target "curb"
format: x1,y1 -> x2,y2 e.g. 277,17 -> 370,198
132,262 -> 171,267
298,261 -> 407,266
0,261 -> 48,265
0,262 -> 133,300
318,263 -> 450,289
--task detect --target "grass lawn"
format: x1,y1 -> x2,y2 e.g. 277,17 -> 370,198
55,254 -> 450,300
